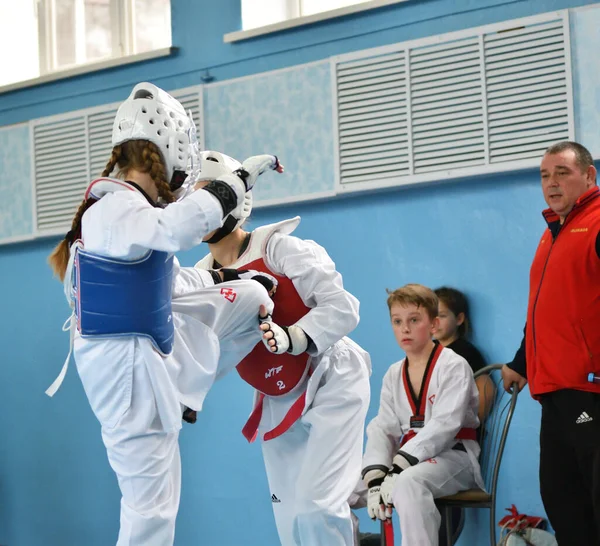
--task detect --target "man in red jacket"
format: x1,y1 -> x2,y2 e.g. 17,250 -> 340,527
502,141 -> 599,545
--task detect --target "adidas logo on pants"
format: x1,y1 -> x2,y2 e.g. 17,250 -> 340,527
576,411 -> 593,424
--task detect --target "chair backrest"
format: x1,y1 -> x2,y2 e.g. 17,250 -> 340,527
474,364 -> 519,497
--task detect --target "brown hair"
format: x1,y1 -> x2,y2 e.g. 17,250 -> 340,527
48,139 -> 174,281
386,283 -> 438,321
545,141 -> 594,175
434,286 -> 471,338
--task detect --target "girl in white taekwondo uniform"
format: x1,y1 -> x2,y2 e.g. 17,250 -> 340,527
47,83 -> 282,546
193,151 -> 371,546
362,284 -> 484,545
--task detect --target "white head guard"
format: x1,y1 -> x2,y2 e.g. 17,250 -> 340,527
112,82 -> 195,193
199,151 -> 253,242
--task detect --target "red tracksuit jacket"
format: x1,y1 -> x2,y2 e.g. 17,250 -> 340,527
526,185 -> 600,397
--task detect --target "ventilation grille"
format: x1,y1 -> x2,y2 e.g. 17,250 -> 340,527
337,51 -> 409,185
334,12 -> 573,188
33,116 -> 88,233
32,86 -> 203,235
88,108 -> 118,179
411,37 -> 485,174
485,20 -> 571,163
175,89 -> 202,129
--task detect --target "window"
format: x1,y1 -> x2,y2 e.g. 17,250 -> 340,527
0,0 -> 171,88
242,0 -> 370,30
0,1 -> 40,86
300,0 -> 367,16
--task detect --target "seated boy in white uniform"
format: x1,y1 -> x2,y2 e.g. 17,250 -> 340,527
361,284 -> 484,545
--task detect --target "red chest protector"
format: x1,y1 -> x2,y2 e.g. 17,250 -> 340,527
234,255 -> 311,396
195,218 -> 311,396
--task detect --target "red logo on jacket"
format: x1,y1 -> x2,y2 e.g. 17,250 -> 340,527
221,287 -> 237,303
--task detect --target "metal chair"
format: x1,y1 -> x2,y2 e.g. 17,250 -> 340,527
435,364 -> 520,546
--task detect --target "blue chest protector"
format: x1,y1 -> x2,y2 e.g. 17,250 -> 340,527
74,248 -> 175,355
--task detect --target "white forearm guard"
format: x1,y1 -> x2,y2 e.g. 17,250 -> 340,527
259,317 -> 308,355
236,155 -> 280,191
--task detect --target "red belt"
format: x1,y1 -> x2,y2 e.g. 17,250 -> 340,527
242,366 -> 313,443
383,519 -> 394,545
241,390 -> 308,443
399,427 -> 477,448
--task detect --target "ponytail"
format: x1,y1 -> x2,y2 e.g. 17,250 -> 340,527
141,141 -> 175,204
101,144 -> 122,178
48,197 -> 97,281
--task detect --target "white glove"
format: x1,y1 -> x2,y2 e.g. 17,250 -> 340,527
379,473 -> 398,513
364,469 -> 387,521
380,451 -> 418,509
218,268 -> 278,296
206,155 -> 282,215
258,314 -> 308,355
236,155 -> 283,191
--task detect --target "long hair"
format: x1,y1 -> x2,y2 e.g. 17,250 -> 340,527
48,140 -> 174,281
434,286 -> 471,338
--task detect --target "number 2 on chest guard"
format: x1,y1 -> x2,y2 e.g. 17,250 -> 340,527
277,380 -> 286,391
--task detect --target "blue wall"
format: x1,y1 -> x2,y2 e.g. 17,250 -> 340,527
0,124 -> 33,239
1,1 -> 600,545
